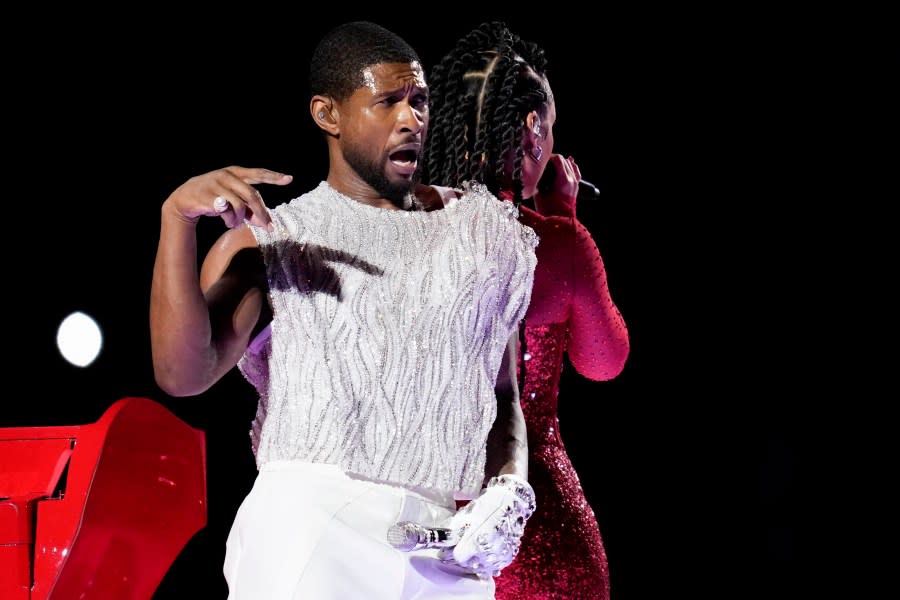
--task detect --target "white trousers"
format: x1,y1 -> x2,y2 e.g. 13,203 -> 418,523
224,461 -> 494,599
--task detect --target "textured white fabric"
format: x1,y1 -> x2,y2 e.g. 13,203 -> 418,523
224,461 -> 495,599
439,474 -> 536,578
238,181 -> 537,498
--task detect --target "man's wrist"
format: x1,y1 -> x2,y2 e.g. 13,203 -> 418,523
486,473 -> 536,519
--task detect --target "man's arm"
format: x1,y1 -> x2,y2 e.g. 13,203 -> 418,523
483,329 -> 528,482
149,166 -> 291,396
439,329 -> 534,579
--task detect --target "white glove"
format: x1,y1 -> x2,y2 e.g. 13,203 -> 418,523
438,473 -> 536,579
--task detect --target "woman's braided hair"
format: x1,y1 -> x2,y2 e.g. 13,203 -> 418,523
422,21 -> 550,202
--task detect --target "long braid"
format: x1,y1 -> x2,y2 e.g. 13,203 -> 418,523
424,26 -> 491,187
422,21 -> 550,203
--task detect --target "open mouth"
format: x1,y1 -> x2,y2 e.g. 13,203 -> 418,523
389,148 -> 419,175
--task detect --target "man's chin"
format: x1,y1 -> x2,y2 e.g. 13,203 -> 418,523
382,175 -> 419,204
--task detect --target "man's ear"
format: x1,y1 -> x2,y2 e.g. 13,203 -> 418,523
311,96 -> 338,133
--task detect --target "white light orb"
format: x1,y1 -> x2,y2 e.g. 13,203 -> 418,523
57,311 -> 103,367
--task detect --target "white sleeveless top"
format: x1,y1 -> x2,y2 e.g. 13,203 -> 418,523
238,181 -> 537,498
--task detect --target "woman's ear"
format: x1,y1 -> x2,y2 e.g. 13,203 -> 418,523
527,111 -> 542,138
526,111 -> 544,162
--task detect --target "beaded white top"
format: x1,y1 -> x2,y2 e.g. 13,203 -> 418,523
238,181 -> 537,498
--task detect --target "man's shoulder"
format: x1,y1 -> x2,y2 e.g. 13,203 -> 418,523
413,184 -> 459,212
415,181 -> 500,210
266,183 -> 330,219
457,183 -> 539,250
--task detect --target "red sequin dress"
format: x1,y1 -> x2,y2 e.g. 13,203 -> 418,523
494,205 -> 630,600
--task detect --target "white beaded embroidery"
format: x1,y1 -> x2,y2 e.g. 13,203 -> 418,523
238,181 -> 537,497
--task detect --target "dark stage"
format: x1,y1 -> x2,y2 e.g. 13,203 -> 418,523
6,10 -> 794,599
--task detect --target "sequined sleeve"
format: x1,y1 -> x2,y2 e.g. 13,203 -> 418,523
566,218 -> 629,380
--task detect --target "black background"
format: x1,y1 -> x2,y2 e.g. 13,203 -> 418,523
5,9 -> 798,599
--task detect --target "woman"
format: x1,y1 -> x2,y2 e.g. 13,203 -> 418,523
421,21 -> 631,600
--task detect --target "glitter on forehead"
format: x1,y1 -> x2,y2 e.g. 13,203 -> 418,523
361,67 -> 377,94
360,63 -> 427,95
410,61 -> 426,89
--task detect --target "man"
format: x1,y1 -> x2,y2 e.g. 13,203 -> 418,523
150,21 -> 538,599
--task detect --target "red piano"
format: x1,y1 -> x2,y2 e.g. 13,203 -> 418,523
0,397 -> 207,599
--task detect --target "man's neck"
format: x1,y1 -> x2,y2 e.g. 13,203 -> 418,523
326,177 -> 418,211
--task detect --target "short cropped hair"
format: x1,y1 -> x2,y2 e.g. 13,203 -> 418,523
309,21 -> 422,101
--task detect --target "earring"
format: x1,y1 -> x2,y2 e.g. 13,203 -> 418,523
318,111 -> 325,119
531,145 -> 543,161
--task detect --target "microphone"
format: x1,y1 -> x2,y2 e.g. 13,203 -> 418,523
537,160 -> 601,198
387,521 -> 458,551
578,179 -> 601,199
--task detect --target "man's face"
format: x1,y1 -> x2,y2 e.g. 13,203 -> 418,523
337,62 -> 429,204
